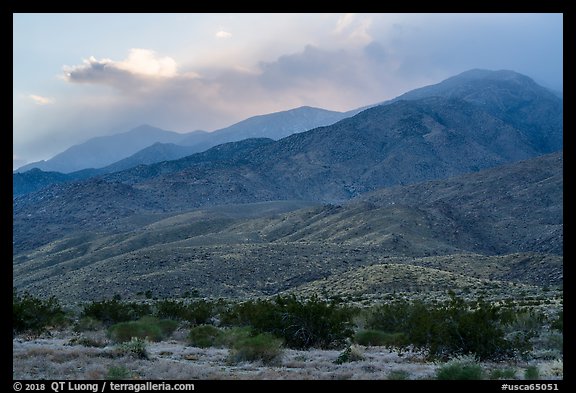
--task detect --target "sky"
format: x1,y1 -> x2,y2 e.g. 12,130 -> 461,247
13,13 -> 563,169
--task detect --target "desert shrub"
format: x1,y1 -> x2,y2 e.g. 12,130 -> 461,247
221,295 -> 355,349
354,329 -> 408,347
334,345 -> 365,364
185,300 -> 214,325
106,365 -> 131,380
524,366 -> 540,380
108,317 -> 177,343
274,295 -> 355,349
217,326 -> 253,348
154,300 -> 187,320
489,368 -> 517,380
154,300 -> 190,321
220,299 -> 277,328
436,356 -> 485,380
188,325 -> 223,348
81,298 -> 151,326
117,337 -> 148,359
68,335 -> 108,348
154,299 -> 213,325
13,289 -> 67,335
367,293 -> 533,360
155,318 -> 179,336
506,309 -> 546,333
109,321 -> 161,343
227,332 -> 283,365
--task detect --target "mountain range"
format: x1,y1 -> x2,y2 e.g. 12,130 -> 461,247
15,106 -> 353,174
12,69 -> 563,302
13,68 -> 561,196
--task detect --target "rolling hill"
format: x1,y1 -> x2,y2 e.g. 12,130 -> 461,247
13,152 -> 562,302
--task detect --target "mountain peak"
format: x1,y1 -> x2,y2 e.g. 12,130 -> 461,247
447,69 -> 538,86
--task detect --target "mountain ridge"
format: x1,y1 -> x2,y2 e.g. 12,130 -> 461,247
14,106 -> 351,174
13,151 -> 563,301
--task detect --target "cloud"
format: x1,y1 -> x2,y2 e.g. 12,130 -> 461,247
334,13 -> 372,45
29,94 -> 54,105
54,42 -> 438,138
215,30 -> 232,39
63,49 -> 178,89
117,48 -> 177,77
335,13 -> 355,33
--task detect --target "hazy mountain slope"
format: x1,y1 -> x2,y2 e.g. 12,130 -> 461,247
99,95 -> 542,211
178,106 -> 350,147
103,106 -> 353,174
15,125 -> 194,174
100,143 -> 201,173
245,96 -> 542,201
103,138 -> 275,184
393,69 -> 563,152
15,106 -> 351,175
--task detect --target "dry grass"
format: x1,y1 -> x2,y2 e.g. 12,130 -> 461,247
14,332 -> 564,381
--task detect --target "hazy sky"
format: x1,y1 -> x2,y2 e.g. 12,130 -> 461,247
13,13 -> 563,168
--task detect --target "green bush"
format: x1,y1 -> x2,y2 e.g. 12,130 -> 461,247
81,298 -> 151,326
227,332 -> 283,365
217,326 -> 253,348
154,299 -> 213,325
13,289 -> 67,335
117,337 -> 148,359
221,295 -> 355,350
524,366 -> 539,380
436,357 -> 485,380
188,325 -> 223,348
367,293 -> 533,360
108,317 -> 177,343
155,300 -> 189,321
156,318 -> 179,336
220,299 -> 277,328
506,309 -> 546,333
106,365 -> 131,380
354,330 -> 408,348
489,368 -> 517,380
